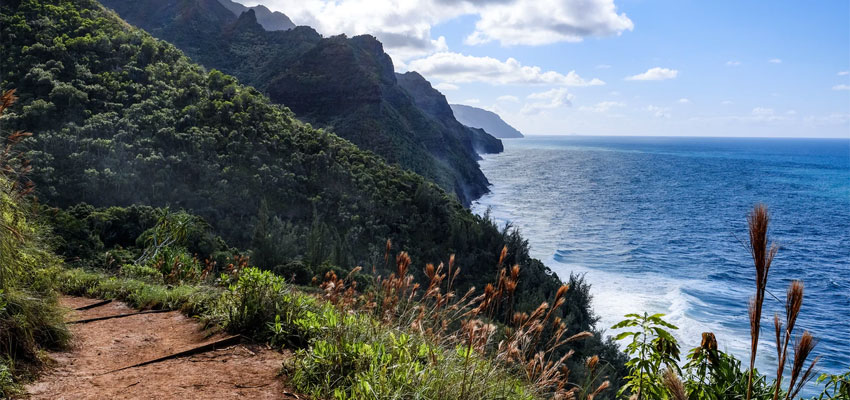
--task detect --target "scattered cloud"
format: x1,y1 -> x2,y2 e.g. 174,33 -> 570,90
832,84 -> 850,91
497,95 -> 520,103
646,105 -> 671,118
433,82 -> 459,91
596,64 -> 612,69
721,100 -> 734,105
625,67 -> 678,81
768,58 -> 782,64
579,101 -> 624,113
464,98 -> 481,104
725,60 -> 741,67
408,52 -> 605,86
678,98 -> 690,104
465,0 -> 634,46
838,71 -> 850,76
521,88 -> 573,114
262,0 -> 633,63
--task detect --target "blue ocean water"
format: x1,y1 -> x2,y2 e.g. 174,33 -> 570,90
471,136 -> 850,389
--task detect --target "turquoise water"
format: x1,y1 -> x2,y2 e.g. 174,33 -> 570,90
471,136 -> 850,389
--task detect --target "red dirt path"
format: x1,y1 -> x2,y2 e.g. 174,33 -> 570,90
25,296 -> 301,399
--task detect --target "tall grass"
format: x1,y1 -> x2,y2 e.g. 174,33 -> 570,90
308,245 -> 611,399
0,89 -> 70,396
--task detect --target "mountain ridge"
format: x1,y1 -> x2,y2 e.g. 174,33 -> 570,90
450,104 -> 524,139
217,0 -> 295,31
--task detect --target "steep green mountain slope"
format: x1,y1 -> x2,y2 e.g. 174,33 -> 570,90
98,0 -> 500,205
217,0 -> 294,31
451,103 -> 525,139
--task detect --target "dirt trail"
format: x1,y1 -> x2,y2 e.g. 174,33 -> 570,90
25,296 -> 299,399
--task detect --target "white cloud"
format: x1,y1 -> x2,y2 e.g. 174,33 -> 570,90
768,58 -> 782,64
646,105 -> 671,118
804,113 -> 850,125
838,71 -> 849,76
579,101 -> 624,112
464,98 -> 481,104
259,0 -> 633,63
678,98 -> 690,104
465,0 -> 633,46
832,84 -> 850,91
408,52 -> 605,86
721,100 -> 734,105
596,64 -> 612,69
433,82 -> 459,91
521,88 -> 573,114
725,60 -> 741,67
497,95 -> 520,103
625,67 -> 678,81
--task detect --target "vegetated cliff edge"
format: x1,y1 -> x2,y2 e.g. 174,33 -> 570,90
100,0 -> 501,206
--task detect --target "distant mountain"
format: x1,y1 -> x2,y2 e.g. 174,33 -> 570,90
217,0 -> 294,31
100,0 -> 501,205
450,104 -> 524,139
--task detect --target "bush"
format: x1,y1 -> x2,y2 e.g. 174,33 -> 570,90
217,267 -> 288,337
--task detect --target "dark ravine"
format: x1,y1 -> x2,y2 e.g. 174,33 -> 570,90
99,0 -> 501,206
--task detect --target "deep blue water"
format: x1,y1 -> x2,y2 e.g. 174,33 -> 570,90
471,136 -> 850,390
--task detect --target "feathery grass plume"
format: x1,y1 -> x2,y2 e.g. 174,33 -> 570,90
746,204 -> 778,400
587,380 -> 610,400
773,280 -> 805,400
786,331 -> 819,400
662,369 -> 687,400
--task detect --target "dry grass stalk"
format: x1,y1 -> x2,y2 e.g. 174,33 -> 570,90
785,331 -> 819,400
746,204 -> 778,400
773,280 -> 805,400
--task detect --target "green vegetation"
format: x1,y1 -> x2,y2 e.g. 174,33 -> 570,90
0,91 -> 69,397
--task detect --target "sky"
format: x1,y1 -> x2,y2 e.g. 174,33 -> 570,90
241,0 -> 850,138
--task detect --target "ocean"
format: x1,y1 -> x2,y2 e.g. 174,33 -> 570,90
471,136 -> 850,390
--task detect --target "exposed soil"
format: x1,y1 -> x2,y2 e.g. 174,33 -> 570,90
25,297 -> 301,399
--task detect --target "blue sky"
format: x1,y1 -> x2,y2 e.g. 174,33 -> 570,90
251,0 -> 849,137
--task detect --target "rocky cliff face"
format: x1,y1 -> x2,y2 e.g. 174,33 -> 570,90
397,72 -> 503,155
100,0 -> 499,205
